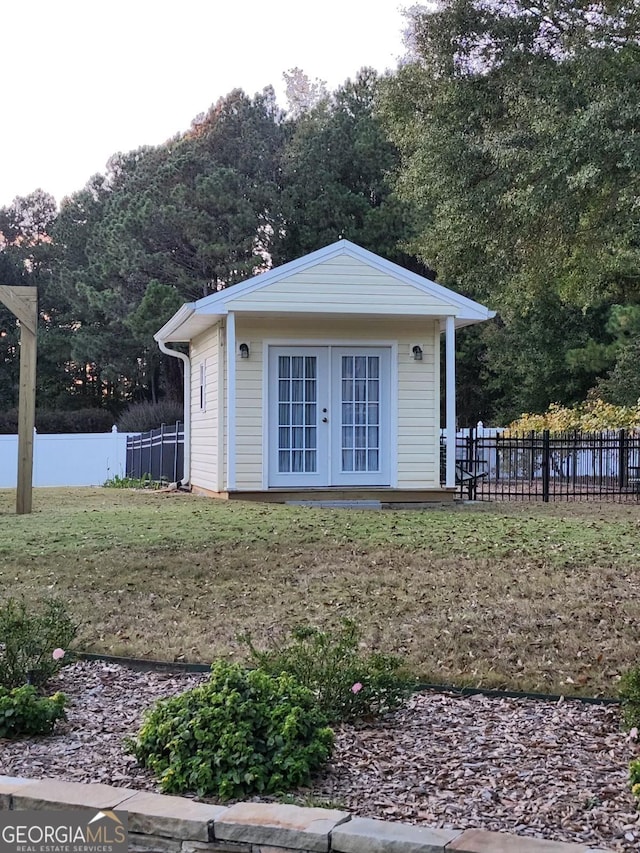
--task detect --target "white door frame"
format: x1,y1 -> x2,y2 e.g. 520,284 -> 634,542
329,347 -> 391,487
267,346 -> 330,488
263,339 -> 398,489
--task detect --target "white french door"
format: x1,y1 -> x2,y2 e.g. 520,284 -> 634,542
267,346 -> 391,488
268,348 -> 328,487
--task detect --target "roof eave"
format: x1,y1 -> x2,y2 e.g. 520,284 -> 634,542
451,309 -> 496,330
153,304 -> 196,342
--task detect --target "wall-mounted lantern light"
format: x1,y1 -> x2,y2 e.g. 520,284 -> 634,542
239,342 -> 250,359
412,345 -> 423,361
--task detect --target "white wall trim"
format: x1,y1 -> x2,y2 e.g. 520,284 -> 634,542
216,325 -> 225,493
445,315 -> 456,488
261,339 -> 269,491
390,341 -> 399,488
262,338 -> 397,348
226,312 -> 236,491
434,322 -> 441,487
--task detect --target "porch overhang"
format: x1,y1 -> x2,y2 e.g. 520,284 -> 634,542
155,305 -> 494,344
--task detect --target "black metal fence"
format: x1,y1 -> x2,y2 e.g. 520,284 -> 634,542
441,429 -> 640,502
126,422 -> 184,483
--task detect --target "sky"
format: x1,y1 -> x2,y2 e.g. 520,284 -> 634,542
2,0 -> 412,209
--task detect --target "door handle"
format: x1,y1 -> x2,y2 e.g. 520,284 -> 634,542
322,417 -> 328,423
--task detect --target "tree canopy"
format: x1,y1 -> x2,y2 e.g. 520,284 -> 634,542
382,0 -> 640,420
1,20 -> 637,425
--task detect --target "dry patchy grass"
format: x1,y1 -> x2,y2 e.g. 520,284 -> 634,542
0,488 -> 638,696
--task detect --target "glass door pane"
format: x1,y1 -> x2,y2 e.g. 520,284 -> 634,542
340,355 -> 380,472
277,355 -> 317,473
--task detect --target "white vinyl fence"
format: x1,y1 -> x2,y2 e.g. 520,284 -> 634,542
0,427 -> 134,488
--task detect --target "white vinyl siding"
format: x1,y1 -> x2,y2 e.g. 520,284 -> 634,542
397,326 -> 439,488
230,317 -> 440,491
233,324 -> 263,490
190,325 -> 220,492
225,255 -> 459,317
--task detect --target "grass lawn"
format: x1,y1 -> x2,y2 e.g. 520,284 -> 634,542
0,488 -> 638,696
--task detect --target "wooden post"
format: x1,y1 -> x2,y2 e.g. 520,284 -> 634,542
0,286 -> 38,514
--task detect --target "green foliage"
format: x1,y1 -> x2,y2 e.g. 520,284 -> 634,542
242,620 -> 414,723
0,598 -> 78,690
630,758 -> 640,805
508,400 -> 640,433
598,338 -> 640,408
619,668 -> 640,731
0,685 -> 67,738
117,401 -> 183,433
103,474 -> 156,489
52,87 -> 286,409
382,0 -> 640,420
271,68 -> 416,267
127,661 -> 334,799
0,408 -> 115,435
385,0 -> 640,306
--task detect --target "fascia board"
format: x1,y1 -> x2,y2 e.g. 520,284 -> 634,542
153,304 -> 196,342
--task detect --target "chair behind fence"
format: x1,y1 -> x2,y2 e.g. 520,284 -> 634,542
126,422 -> 184,483
441,429 -> 640,502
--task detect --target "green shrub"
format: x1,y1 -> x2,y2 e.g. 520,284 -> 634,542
619,667 -> 640,729
0,598 -> 78,690
117,401 -> 183,433
0,685 -> 67,738
0,408 -> 115,434
242,620 -> 415,724
103,474 -> 156,489
631,759 -> 640,806
126,661 -> 333,799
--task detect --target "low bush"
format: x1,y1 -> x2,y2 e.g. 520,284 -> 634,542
0,598 -> 78,690
508,399 -> 640,433
0,408 -> 115,434
126,661 -> 333,799
631,759 -> 640,807
242,619 -> 415,724
0,685 -> 67,738
619,667 -> 640,730
117,401 -> 183,433
103,474 -> 156,489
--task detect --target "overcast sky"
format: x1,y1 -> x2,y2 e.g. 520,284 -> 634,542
1,0 -> 411,209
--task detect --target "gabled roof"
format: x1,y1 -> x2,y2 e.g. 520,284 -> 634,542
155,240 -> 495,342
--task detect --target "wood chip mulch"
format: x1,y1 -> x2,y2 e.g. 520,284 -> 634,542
0,662 -> 638,851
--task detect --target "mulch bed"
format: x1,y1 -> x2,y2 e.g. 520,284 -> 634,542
0,661 -> 638,851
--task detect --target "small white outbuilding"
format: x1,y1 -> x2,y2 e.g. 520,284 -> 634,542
154,240 -> 494,503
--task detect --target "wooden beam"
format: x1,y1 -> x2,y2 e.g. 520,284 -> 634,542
0,286 -> 37,335
0,286 -> 38,514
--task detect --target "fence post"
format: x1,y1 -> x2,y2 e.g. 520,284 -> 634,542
530,430 -> 535,482
159,423 -> 165,482
542,429 -> 550,502
462,429 -> 469,499
618,428 -> 627,490
174,421 -> 180,483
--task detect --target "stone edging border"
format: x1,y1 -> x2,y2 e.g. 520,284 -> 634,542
0,775 -> 609,852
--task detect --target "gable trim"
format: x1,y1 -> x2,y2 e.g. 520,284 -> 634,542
194,240 -> 494,322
